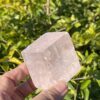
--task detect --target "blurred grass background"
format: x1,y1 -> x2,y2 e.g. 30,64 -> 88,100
0,0 -> 100,100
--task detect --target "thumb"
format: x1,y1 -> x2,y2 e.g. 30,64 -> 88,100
33,81 -> 68,100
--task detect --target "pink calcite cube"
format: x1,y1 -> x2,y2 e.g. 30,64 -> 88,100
22,32 -> 81,89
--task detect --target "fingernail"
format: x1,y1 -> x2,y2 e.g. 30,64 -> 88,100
55,81 -> 68,96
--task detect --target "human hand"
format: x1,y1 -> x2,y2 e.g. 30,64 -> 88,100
0,63 -> 68,100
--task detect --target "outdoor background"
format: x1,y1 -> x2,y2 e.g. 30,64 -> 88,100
0,0 -> 100,100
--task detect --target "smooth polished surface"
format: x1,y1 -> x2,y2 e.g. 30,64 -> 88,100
22,32 -> 81,89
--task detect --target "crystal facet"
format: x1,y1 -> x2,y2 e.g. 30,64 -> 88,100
22,32 -> 81,89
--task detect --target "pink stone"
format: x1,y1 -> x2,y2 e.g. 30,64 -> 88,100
22,32 -> 81,89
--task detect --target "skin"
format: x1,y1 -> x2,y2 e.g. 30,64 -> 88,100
0,63 -> 68,100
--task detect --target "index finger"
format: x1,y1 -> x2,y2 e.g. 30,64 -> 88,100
3,63 -> 29,85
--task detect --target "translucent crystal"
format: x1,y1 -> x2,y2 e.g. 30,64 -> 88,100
22,32 -> 81,89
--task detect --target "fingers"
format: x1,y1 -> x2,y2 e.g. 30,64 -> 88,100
3,63 -> 29,85
15,79 -> 36,97
0,63 -> 36,96
33,81 -> 68,100
0,92 -> 11,100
